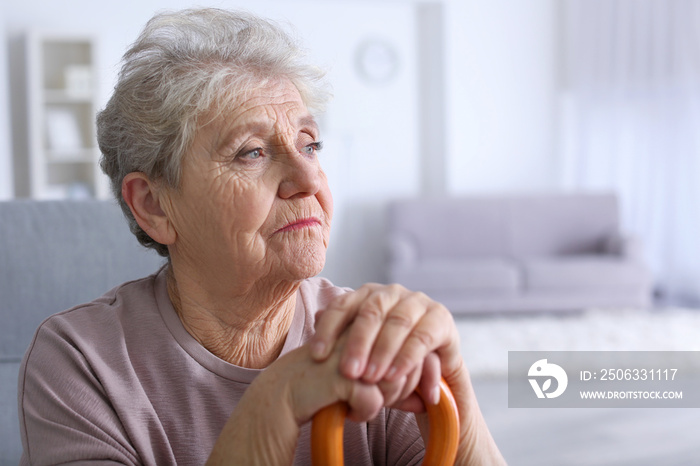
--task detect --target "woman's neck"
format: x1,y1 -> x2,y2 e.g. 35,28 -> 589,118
166,266 -> 299,369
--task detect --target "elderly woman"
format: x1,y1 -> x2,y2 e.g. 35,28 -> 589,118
18,8 -> 504,465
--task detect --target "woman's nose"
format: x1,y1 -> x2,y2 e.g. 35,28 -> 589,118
277,152 -> 322,199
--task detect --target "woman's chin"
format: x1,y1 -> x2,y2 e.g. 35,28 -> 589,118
279,245 -> 327,280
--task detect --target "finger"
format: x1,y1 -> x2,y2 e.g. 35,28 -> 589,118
384,353 -> 440,413
375,374 -> 408,408
391,393 -> 426,413
376,362 -> 422,408
398,363 -> 424,404
345,381 -> 384,423
385,302 -> 457,383
361,291 -> 430,383
389,366 -> 429,413
339,286 -> 404,379
419,352 -> 441,406
310,285 -> 376,360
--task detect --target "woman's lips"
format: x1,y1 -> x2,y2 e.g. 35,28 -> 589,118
275,217 -> 322,234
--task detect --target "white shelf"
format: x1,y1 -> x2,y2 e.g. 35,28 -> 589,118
17,31 -> 109,199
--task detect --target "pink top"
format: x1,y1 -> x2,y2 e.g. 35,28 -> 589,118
18,268 -> 423,465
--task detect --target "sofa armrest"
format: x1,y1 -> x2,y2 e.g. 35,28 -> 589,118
603,232 -> 645,262
386,233 -> 417,266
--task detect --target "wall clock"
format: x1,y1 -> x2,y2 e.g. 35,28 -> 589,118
354,38 -> 400,85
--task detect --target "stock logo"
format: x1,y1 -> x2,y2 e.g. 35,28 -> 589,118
528,359 -> 568,399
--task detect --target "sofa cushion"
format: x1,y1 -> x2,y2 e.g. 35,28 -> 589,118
523,256 -> 651,292
390,259 -> 520,295
388,198 -> 509,260
0,200 -> 165,361
0,362 -> 21,464
508,193 -> 619,257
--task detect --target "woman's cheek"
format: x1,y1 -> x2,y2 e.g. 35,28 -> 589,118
216,170 -> 269,219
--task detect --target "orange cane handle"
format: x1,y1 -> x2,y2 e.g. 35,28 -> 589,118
311,378 -> 460,465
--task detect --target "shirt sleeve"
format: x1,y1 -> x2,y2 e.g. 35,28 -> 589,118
18,318 -> 141,465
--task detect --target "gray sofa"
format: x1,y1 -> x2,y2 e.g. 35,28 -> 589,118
386,193 -> 652,314
0,200 -> 165,464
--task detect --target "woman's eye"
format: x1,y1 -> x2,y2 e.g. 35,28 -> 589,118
301,141 -> 323,156
240,148 -> 263,160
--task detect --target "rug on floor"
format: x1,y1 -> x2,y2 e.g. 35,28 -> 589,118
456,308 -> 700,378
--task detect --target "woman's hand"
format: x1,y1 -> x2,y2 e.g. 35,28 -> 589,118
309,283 -> 507,466
310,283 -> 462,409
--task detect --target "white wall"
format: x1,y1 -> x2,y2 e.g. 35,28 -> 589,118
444,0 -> 558,194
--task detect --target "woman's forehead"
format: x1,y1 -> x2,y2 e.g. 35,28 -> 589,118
218,80 -> 314,131
198,82 -> 319,150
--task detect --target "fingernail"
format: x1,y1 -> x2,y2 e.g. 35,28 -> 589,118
430,386 -> 440,405
386,365 -> 399,380
364,363 -> 377,381
347,358 -> 361,378
311,341 -> 326,358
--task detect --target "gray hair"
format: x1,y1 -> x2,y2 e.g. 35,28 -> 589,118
97,8 -> 330,257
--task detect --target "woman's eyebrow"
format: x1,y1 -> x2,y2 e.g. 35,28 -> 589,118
299,116 -> 319,133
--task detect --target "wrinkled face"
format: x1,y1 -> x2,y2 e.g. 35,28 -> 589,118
162,78 -> 333,292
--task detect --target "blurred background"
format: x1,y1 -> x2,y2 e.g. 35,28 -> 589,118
3,1 -> 700,464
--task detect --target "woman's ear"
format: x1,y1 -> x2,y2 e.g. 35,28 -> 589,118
121,172 -> 176,246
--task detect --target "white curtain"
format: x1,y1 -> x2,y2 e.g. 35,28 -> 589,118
561,0 -> 700,305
